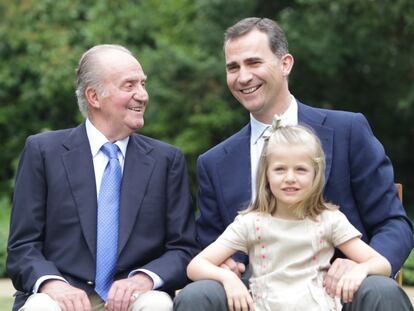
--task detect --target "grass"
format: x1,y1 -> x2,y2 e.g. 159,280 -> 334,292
403,250 -> 414,285
0,296 -> 13,310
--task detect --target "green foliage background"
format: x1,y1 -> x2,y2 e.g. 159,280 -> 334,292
1,0 -> 413,282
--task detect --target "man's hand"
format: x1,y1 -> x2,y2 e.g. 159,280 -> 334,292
220,258 -> 246,278
105,272 -> 153,311
222,270 -> 255,311
324,258 -> 357,297
335,264 -> 368,303
40,280 -> 91,311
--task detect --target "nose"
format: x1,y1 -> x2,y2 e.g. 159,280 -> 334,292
133,86 -> 149,102
284,170 -> 296,183
238,66 -> 253,84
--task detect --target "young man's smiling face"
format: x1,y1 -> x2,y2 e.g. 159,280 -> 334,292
225,29 -> 293,123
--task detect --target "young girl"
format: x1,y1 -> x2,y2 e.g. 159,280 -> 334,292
187,120 -> 391,311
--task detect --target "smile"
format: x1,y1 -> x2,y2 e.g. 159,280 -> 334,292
128,107 -> 143,112
240,85 -> 261,94
282,187 -> 299,193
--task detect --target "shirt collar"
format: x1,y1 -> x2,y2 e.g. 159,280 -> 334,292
250,116 -> 270,145
85,119 -> 129,158
250,95 -> 298,144
280,95 -> 298,127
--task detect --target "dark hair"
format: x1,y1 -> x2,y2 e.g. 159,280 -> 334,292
224,17 -> 289,58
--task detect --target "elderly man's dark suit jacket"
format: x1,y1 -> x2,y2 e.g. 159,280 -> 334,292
7,123 -> 198,309
196,101 -> 413,277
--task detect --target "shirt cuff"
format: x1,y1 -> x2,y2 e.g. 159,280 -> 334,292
128,269 -> 164,289
33,275 -> 68,293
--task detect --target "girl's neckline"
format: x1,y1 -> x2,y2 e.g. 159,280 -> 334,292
257,212 -> 306,222
254,211 -> 321,223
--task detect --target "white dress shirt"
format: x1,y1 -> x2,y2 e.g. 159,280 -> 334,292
250,95 -> 298,201
85,120 -> 163,289
85,118 -> 128,194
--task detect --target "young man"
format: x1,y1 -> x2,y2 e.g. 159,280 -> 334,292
175,17 -> 413,311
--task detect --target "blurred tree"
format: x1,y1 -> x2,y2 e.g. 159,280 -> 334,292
0,0 -> 84,198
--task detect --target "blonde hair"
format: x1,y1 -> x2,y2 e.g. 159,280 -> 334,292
246,124 -> 337,218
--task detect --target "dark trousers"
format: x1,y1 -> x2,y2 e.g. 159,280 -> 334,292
174,276 -> 413,311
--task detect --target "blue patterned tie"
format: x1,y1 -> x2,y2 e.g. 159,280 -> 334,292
95,143 -> 122,301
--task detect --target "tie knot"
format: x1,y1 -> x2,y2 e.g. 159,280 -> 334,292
101,143 -> 119,159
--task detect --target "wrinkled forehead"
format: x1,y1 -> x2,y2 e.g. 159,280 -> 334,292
97,50 -> 146,81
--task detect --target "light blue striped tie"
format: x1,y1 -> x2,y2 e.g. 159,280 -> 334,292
95,143 -> 121,301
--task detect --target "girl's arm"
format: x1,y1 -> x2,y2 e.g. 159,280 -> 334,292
187,241 -> 255,311
335,237 -> 392,303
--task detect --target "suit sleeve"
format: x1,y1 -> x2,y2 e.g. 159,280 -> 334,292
6,136 -> 62,292
139,148 -> 199,291
349,113 -> 413,276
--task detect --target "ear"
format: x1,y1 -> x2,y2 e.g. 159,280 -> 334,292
85,86 -> 101,109
280,53 -> 294,77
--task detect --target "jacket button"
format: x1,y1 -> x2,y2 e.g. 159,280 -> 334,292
87,281 -> 94,285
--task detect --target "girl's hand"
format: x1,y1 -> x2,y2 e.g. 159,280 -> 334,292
222,271 -> 255,311
335,264 -> 368,303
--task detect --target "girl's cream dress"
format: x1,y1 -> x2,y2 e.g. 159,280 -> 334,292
217,209 -> 361,311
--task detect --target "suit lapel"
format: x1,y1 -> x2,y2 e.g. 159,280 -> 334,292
298,102 -> 333,182
61,123 -> 97,259
217,125 -> 252,214
118,135 -> 155,255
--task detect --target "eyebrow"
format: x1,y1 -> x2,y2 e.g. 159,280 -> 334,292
245,57 -> 263,63
136,74 -> 147,81
226,57 -> 263,68
123,74 -> 147,83
226,61 -> 238,68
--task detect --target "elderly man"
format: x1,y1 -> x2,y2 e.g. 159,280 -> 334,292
7,44 -> 198,311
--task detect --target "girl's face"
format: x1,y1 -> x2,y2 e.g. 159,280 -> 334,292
266,145 -> 315,217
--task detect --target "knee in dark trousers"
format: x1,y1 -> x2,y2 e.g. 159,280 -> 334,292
174,280 -> 228,311
343,275 -> 413,311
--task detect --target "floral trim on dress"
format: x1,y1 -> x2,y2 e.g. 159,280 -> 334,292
249,214 -> 272,310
